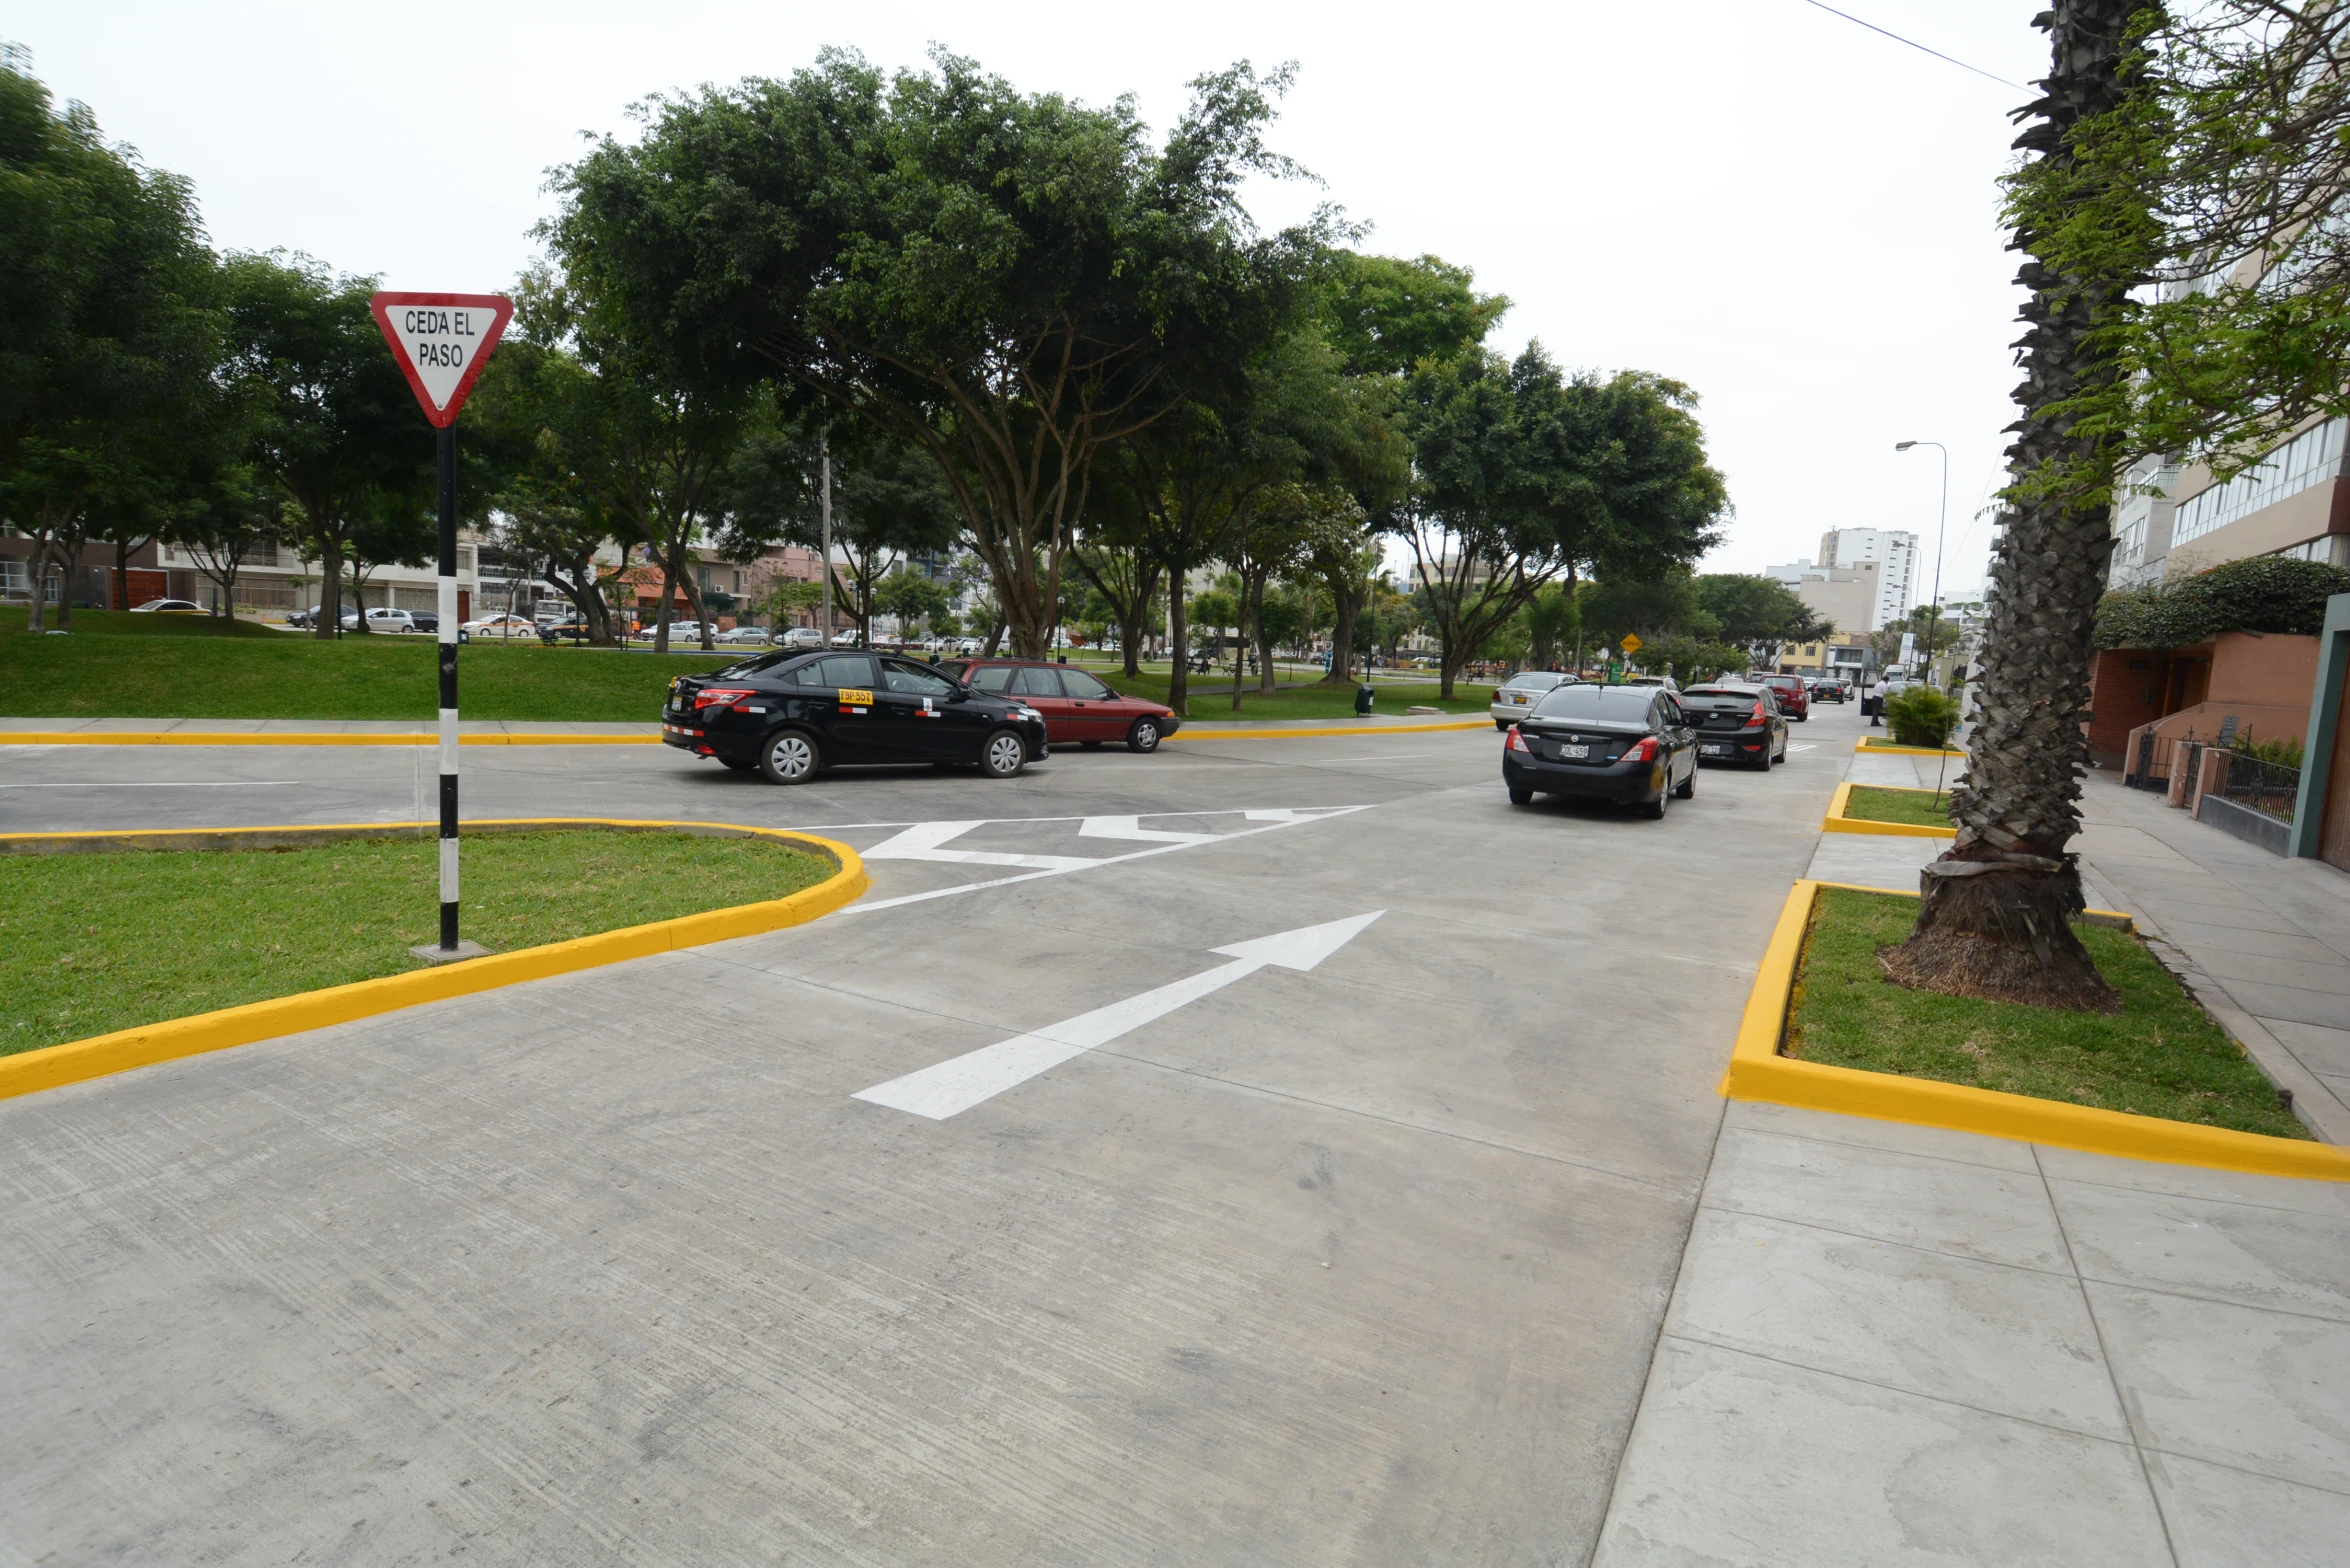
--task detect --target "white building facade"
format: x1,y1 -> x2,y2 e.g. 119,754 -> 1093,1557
1817,528 -> 1918,631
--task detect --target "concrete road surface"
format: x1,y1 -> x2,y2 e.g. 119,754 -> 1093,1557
1,711 -> 1856,1563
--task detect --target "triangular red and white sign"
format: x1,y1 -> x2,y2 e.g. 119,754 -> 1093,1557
368,292 -> 513,427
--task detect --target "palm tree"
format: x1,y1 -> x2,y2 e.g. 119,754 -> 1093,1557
1884,0 -> 2147,1011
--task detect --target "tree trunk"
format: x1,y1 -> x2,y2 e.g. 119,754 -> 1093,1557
1883,0 -> 2135,1013
1167,588 -> 1191,717
1437,652 -> 1457,702
345,562 -> 371,632
1320,578 -> 1362,685
313,532 -> 344,641
652,546 -> 678,654
1254,579 -> 1278,696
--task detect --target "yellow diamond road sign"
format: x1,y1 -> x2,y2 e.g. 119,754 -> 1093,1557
1619,633 -> 1642,655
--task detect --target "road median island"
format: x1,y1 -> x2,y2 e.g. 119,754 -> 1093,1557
0,819 -> 866,1101
1822,781 -> 1960,837
1724,881 -> 2350,1181
1856,736 -> 1967,757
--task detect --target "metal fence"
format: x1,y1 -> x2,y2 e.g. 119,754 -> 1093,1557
2214,751 -> 2301,824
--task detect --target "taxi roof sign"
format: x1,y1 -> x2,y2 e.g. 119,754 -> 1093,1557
368,292 -> 513,427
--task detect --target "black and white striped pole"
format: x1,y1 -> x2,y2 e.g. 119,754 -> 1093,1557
367,291 -> 513,963
435,421 -> 461,952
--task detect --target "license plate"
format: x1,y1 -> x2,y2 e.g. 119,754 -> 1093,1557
1557,743 -> 1589,759
1701,743 -> 1727,756
1510,693 -> 1527,704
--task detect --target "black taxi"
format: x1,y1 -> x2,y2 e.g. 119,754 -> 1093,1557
661,650 -> 1050,784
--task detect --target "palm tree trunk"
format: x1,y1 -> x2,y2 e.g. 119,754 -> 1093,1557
1883,0 -> 2138,1012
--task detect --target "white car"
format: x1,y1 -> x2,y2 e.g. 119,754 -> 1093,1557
954,637 -> 982,655
776,626 -> 824,649
364,607 -> 424,633
715,625 -> 772,645
1491,670 -> 1577,729
830,628 -> 861,647
129,598 -> 203,614
654,621 -> 708,643
463,613 -> 538,638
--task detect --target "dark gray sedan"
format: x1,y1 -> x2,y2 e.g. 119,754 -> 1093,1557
1501,683 -> 1697,820
1680,682 -> 1790,770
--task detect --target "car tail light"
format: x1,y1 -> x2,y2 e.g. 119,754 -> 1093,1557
693,687 -> 755,710
1751,700 -> 1769,724
1622,735 -> 1659,763
1505,725 -> 1530,752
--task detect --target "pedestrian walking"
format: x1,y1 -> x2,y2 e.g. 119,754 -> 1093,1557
1868,674 -> 1889,726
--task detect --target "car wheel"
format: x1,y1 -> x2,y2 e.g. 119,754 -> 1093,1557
1507,785 -> 1534,805
1128,718 -> 1162,754
1674,761 -> 1695,799
1644,781 -> 1669,820
1794,712 -> 1807,722
758,730 -> 820,785
981,728 -> 1027,779
1496,719 -> 1512,731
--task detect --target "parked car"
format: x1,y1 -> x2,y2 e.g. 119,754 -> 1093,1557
464,613 -> 540,639
1680,682 -> 1790,770
662,650 -> 1050,783
1621,673 -> 1680,692
1810,678 -> 1848,703
1758,673 -> 1810,720
1502,683 -> 1697,818
129,598 -> 203,614
954,637 -> 982,655
538,620 -> 596,644
1490,670 -> 1577,729
829,628 -> 862,647
716,625 -> 773,645
361,607 -> 425,633
776,626 -> 825,649
938,658 -> 1180,752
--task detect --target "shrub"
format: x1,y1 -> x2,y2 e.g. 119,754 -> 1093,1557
1885,685 -> 1961,748
2094,555 -> 2350,649
2230,732 -> 2305,769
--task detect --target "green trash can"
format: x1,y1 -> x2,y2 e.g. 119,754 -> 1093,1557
1354,682 -> 1375,716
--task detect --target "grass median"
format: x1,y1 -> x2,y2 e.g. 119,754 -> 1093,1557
1844,785 -> 1954,828
1,607 -> 733,721
1786,888 -> 2306,1139
1,830 -> 831,1056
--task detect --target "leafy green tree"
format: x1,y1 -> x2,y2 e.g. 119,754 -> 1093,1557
2,57 -> 220,631
219,252 -> 426,639
547,49 -> 1318,660
873,566 -> 952,640
1693,573 -> 1831,666
1068,518 -> 1163,678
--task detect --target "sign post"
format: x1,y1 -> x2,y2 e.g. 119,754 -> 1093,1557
368,292 -> 513,961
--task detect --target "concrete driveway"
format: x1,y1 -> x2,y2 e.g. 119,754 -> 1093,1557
0,712 -> 1857,1563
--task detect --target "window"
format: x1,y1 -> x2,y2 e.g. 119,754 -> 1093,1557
2274,537 -> 2340,565
2172,420 -> 2346,546
1061,670 -> 1113,700
791,654 -> 876,690
1010,667 -> 1064,697
967,666 -> 1015,693
882,659 -> 957,697
1531,685 -> 1656,720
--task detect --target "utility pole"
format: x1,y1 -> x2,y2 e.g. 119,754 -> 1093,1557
820,428 -> 834,646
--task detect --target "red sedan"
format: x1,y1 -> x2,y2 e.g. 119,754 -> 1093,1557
1761,674 -> 1810,721
939,659 -> 1181,752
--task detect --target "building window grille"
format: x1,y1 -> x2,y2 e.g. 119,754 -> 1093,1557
2172,419 -> 2346,546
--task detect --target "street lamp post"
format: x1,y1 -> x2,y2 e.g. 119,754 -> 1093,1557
1894,440 -> 1949,683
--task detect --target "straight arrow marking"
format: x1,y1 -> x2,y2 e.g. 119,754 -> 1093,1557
851,911 -> 1384,1120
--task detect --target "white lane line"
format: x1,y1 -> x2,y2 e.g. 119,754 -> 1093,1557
0,780 -> 307,789
1788,744 -> 1817,753
837,805 -> 1373,914
1307,751 -> 1431,763
854,911 -> 1383,1118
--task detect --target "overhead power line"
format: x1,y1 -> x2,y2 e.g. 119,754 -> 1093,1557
1796,0 -> 2029,91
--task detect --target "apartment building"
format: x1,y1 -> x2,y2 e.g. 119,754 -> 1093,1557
1818,527 -> 1918,629
1765,555 -> 1885,636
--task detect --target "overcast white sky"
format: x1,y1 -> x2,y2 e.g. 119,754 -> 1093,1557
18,0 -> 2047,600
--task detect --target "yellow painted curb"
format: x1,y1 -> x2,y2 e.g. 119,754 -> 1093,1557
0,819 -> 866,1103
1169,718 -> 1490,740
1723,880 -> 2350,1181
1854,737 -> 1965,758
0,730 -> 658,747
1822,780 -> 1959,839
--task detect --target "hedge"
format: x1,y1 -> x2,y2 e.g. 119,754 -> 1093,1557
2093,555 -> 2350,649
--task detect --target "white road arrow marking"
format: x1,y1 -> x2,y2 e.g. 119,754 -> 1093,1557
851,911 -> 1385,1119
1078,815 -> 1218,845
860,819 -> 1101,871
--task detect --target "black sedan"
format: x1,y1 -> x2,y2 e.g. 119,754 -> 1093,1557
1502,683 -> 1697,819
662,650 -> 1050,784
1680,682 -> 1790,769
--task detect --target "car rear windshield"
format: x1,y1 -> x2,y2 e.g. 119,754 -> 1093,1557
1531,685 -> 1657,719
1501,672 -> 1563,690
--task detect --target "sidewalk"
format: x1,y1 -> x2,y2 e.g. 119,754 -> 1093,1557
1595,746 -> 2350,1566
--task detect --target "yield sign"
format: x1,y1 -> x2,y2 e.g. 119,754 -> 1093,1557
368,292 -> 512,427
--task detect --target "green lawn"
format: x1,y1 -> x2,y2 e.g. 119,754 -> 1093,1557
1,607 -> 733,721
1786,888 -> 2306,1138
1074,665 -> 1495,719
1,830 -> 832,1055
1844,785 -> 1955,828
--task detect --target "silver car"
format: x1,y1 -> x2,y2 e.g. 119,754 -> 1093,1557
1491,670 -> 1577,728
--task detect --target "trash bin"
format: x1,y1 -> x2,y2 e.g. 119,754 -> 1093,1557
1354,682 -> 1375,716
